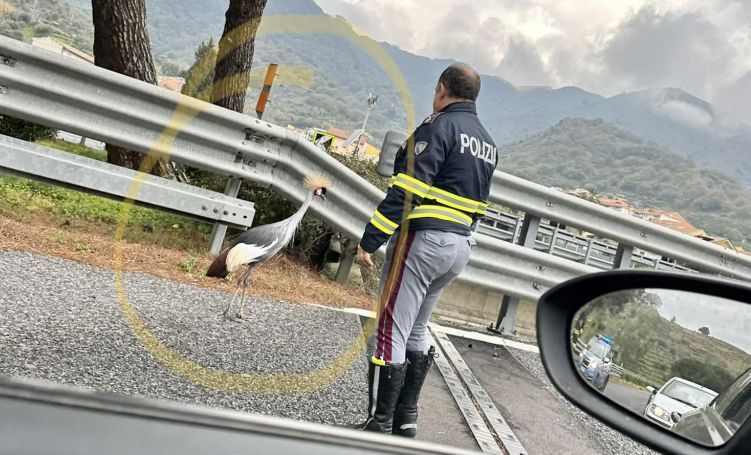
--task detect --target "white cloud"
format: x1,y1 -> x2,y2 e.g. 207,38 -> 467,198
314,0 -> 751,123
497,36 -> 551,86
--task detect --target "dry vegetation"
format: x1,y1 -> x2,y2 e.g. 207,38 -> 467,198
0,213 -> 375,310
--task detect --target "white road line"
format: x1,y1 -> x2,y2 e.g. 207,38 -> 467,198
333,307 -> 539,353
429,323 -> 539,354
433,331 -> 529,455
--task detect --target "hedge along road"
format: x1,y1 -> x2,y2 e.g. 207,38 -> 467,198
111,13 -> 422,393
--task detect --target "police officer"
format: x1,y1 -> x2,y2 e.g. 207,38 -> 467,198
356,63 -> 498,436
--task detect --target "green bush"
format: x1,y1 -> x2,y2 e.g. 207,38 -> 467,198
0,115 -> 56,142
669,358 -> 735,392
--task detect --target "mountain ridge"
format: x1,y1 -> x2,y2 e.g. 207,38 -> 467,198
500,117 -> 751,248
7,0 -> 751,193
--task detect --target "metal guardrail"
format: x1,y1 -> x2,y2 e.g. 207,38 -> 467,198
489,173 -> 751,280
478,209 -> 694,272
0,135 -> 256,228
1,37 -> 750,326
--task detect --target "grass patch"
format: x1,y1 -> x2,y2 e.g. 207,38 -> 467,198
36,139 -> 107,162
0,172 -> 212,252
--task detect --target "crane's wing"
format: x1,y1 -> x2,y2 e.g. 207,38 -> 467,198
227,221 -> 291,263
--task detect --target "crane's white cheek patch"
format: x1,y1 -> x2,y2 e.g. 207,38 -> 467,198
226,240 -> 278,273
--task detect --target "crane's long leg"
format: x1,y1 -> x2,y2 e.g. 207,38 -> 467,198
223,285 -> 242,320
236,266 -> 254,320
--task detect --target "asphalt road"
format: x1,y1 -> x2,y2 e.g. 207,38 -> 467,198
0,250 -> 653,454
450,337 -> 603,455
604,382 -> 652,417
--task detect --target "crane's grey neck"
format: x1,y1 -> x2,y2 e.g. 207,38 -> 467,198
279,191 -> 315,247
287,191 -> 315,225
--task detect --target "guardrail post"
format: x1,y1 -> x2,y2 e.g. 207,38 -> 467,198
489,214 -> 541,337
583,237 -> 594,265
547,227 -> 559,254
613,244 -> 634,269
335,243 -> 357,285
208,177 -> 243,256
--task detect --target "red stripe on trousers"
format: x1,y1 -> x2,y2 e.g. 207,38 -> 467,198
376,231 -> 416,363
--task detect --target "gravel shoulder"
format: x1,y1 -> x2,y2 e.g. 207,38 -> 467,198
0,250 -> 368,425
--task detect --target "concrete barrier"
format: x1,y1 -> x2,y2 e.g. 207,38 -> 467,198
435,281 -> 538,340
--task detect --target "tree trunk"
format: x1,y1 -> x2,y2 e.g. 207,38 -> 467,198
91,0 -> 164,174
212,0 -> 269,113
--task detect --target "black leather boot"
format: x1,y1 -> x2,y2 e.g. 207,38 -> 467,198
392,346 -> 436,437
361,358 -> 408,433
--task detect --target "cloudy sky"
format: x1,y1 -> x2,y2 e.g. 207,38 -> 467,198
315,0 -> 751,121
655,289 -> 751,354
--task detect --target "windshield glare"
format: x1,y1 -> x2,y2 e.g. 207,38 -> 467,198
662,381 -> 716,408
586,340 -> 609,359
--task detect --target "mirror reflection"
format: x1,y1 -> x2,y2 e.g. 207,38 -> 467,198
571,289 -> 751,447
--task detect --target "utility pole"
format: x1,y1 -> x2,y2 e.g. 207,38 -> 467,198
353,92 -> 377,158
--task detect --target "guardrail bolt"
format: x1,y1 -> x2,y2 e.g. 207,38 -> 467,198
0,86 -> 6,94
201,205 -> 208,211
1,56 -> 15,67
532,282 -> 540,290
223,210 -> 229,215
213,208 -> 219,214
546,201 -> 554,208
536,265 -> 546,271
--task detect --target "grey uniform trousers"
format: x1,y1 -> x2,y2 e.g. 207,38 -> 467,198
373,229 -> 474,364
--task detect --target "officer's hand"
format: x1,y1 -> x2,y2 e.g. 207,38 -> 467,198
356,244 -> 373,270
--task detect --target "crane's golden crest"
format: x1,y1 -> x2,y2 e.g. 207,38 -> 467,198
304,173 -> 332,190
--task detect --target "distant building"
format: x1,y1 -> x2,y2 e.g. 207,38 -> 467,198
31,37 -> 94,64
157,76 -> 186,93
305,127 -> 379,162
648,210 -> 707,238
598,197 -> 632,214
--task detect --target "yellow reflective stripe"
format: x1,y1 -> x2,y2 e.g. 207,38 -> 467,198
374,210 -> 398,229
407,205 -> 473,226
393,179 -> 427,198
390,173 -> 430,197
408,212 -> 471,225
388,175 -> 488,215
370,216 -> 395,235
425,186 -> 487,214
396,173 -> 430,191
428,186 -> 482,207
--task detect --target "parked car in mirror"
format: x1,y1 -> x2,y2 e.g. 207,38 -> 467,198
643,377 -> 717,429
672,367 -> 751,446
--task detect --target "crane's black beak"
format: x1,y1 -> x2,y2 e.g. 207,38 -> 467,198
319,194 -> 327,201
316,188 -> 327,201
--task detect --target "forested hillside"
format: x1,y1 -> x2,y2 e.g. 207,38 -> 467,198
0,0 -> 93,52
500,118 -> 751,247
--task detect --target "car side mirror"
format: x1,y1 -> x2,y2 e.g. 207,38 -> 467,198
537,270 -> 751,455
671,412 -> 683,424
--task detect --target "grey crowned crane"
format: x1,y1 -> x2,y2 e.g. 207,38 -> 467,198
206,174 -> 331,320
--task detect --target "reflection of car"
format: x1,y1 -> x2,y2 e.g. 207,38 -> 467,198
578,334 -> 613,391
643,377 -> 718,429
672,367 -> 751,446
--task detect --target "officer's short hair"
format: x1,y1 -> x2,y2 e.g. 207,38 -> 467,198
438,63 -> 481,101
